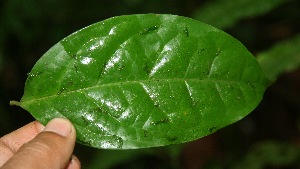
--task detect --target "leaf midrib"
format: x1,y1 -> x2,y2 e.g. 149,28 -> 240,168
21,77 -> 257,105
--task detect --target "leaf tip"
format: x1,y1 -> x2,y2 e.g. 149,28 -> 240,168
9,100 -> 21,107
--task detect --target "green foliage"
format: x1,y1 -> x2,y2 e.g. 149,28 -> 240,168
16,14 -> 267,149
193,0 -> 289,29
89,149 -> 155,169
88,144 -> 183,169
232,141 -> 300,169
257,35 -> 300,80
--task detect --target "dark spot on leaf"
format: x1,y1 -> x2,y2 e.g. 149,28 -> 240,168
184,27 -> 189,37
215,48 -> 221,56
208,126 -> 217,133
192,100 -> 199,107
151,118 -> 170,126
166,135 -> 178,143
143,63 -> 150,75
110,135 -> 124,149
77,139 -> 92,147
103,63 -> 107,69
27,71 -> 42,81
71,54 -> 76,59
57,87 -> 67,95
139,25 -> 159,35
92,107 -> 107,114
80,115 -> 89,125
144,130 -> 148,138
118,65 -> 125,71
248,83 -> 255,89
198,48 -> 205,54
98,63 -> 107,76
73,65 -> 78,73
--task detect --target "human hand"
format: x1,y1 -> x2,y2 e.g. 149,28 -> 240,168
0,118 -> 81,169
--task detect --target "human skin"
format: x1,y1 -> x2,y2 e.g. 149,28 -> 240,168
0,118 -> 81,169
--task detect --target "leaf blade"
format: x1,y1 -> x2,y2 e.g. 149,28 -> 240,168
20,14 -> 268,149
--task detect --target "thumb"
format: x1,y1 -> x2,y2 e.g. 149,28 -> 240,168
1,118 -> 79,169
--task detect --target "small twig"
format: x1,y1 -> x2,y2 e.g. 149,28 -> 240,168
9,100 -> 21,106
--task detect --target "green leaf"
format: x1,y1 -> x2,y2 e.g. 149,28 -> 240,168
17,14 -> 268,149
193,0 -> 289,29
88,144 -> 183,168
232,141 -> 300,169
257,34 -> 300,80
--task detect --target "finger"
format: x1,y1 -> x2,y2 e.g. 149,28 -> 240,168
66,155 -> 81,169
0,121 -> 44,166
1,118 -> 77,169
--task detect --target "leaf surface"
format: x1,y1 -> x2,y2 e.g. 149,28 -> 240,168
19,14 -> 268,149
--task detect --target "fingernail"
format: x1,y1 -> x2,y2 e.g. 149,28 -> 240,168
66,155 -> 81,169
44,118 -> 73,137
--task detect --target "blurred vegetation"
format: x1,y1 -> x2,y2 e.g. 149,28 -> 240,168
232,141 -> 300,169
257,35 -> 300,80
1,0 -> 300,168
193,0 -> 290,29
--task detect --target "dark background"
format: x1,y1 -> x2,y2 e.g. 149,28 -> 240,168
0,0 -> 299,168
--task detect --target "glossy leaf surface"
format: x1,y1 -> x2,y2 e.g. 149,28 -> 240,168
19,14 -> 268,149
